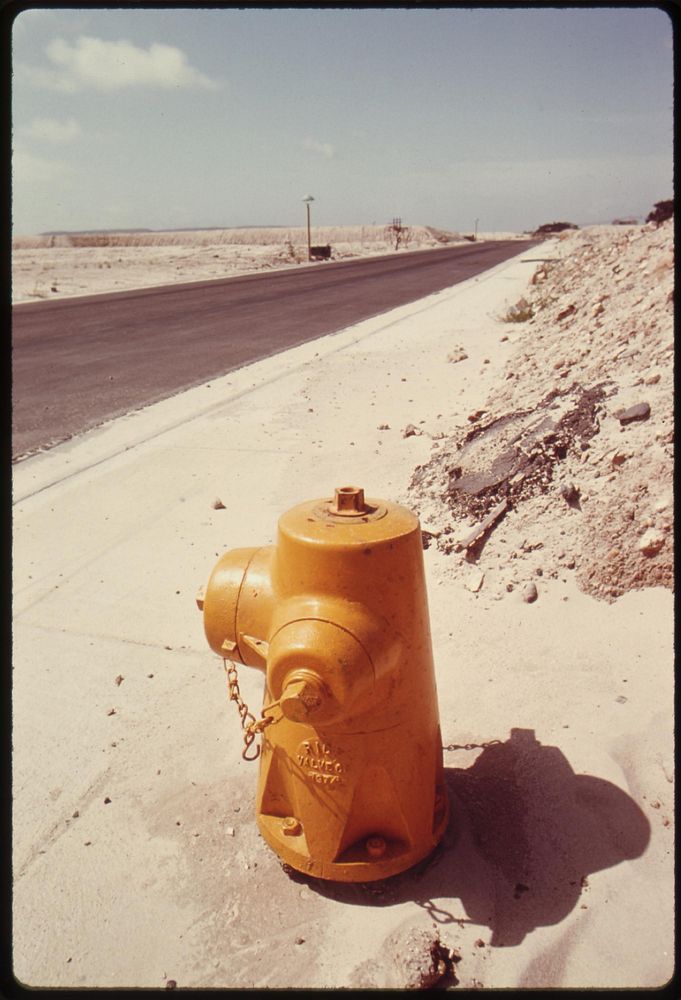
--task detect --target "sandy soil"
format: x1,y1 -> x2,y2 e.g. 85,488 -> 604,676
11,224 -> 522,303
11,225 -> 674,990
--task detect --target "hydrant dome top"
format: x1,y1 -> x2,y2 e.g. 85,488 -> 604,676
278,489 -> 420,544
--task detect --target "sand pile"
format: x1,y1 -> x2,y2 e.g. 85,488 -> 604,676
409,220 -> 674,604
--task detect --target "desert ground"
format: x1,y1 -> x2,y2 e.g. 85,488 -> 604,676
11,224 -> 522,303
12,220 -> 674,989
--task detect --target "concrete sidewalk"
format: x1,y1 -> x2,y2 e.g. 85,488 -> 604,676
12,247 -> 673,989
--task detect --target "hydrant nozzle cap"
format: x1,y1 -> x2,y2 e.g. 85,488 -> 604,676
333,486 -> 366,514
280,674 -> 324,722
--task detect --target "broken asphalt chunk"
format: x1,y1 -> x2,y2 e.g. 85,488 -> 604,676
455,499 -> 508,553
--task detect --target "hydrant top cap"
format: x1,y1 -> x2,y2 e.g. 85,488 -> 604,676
312,485 -> 388,524
333,486 -> 366,514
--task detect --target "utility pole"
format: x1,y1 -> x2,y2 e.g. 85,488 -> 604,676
302,194 -> 314,261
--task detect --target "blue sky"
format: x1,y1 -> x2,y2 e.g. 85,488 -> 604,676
11,6 -> 674,235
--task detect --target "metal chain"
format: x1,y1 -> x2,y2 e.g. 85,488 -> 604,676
224,656 -> 501,760
223,659 -> 280,761
442,739 -> 503,752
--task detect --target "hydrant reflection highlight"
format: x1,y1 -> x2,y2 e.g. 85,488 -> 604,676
198,487 -> 449,881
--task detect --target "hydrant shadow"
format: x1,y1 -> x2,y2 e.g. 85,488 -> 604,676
289,728 -> 651,947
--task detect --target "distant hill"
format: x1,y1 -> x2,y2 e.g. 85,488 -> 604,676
40,228 -> 154,236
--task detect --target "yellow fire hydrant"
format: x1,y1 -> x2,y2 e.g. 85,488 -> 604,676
197,486 -> 449,881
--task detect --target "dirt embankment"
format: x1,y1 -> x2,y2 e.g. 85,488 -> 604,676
409,220 -> 674,603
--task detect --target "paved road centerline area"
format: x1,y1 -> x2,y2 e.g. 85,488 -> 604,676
12,240 -> 533,459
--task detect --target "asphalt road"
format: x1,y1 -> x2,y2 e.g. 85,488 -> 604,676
12,240 -> 534,459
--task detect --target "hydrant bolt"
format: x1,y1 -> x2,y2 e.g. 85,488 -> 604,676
365,836 -> 387,859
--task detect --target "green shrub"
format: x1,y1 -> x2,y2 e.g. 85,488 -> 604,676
501,297 -> 534,323
646,200 -> 674,226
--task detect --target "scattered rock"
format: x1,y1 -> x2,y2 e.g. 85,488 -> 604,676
466,570 -> 485,593
616,401 -> 650,425
349,924 -> 460,990
638,529 -> 665,556
559,481 -> 580,504
467,409 -> 486,423
421,526 -> 441,550
556,303 -> 576,322
447,347 -> 469,364
395,927 -> 458,989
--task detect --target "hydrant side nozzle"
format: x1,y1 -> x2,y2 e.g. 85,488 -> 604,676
266,619 -> 375,724
201,545 -> 275,663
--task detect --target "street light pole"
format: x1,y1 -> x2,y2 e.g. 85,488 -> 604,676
302,194 -> 314,261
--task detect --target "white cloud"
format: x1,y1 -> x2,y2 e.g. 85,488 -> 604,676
19,35 -> 220,92
12,145 -> 72,185
12,8 -> 54,34
303,136 -> 335,159
22,117 -> 81,143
